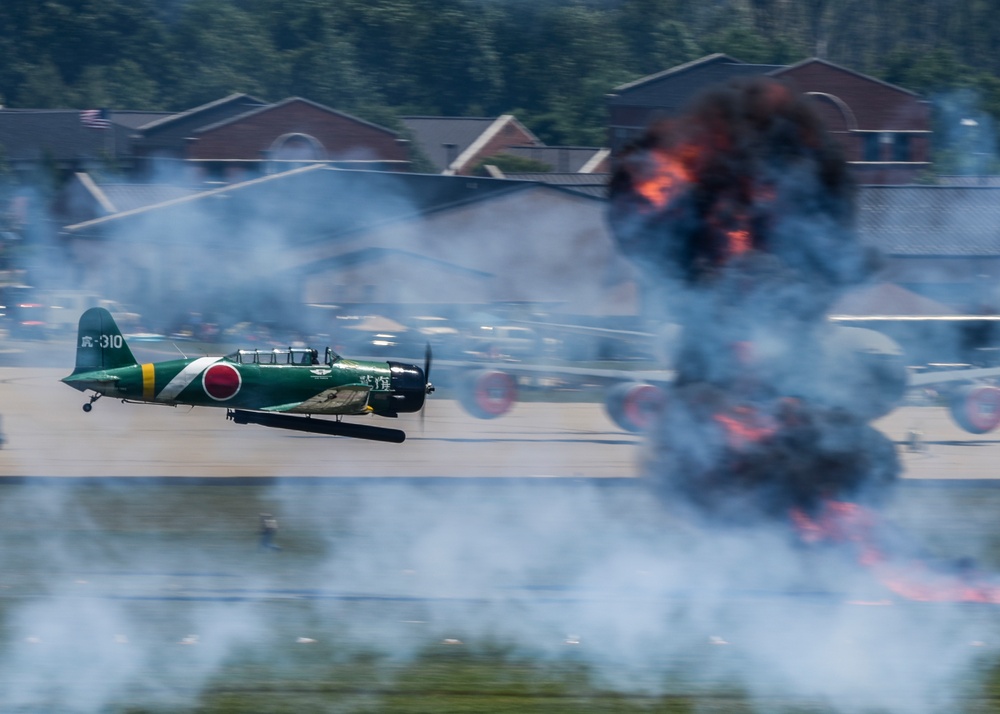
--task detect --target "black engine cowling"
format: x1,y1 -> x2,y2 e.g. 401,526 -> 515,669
379,361 -> 427,415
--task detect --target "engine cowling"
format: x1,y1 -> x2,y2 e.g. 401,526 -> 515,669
457,369 -> 518,420
604,382 -> 665,433
949,384 -> 1000,434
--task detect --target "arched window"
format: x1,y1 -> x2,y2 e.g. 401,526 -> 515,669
269,133 -> 326,161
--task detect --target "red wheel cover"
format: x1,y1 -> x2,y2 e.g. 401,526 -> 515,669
474,371 -> 517,417
962,385 -> 1000,434
621,383 -> 664,432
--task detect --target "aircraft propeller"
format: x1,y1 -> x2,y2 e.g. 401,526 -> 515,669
421,343 -> 434,429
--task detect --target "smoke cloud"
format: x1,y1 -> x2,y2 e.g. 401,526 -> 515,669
0,479 -> 996,712
1,80 -> 999,712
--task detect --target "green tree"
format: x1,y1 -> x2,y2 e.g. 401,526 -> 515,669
471,154 -> 553,177
494,3 -> 631,145
242,0 -> 374,111
75,60 -> 161,109
336,0 -> 502,116
16,60 -> 73,108
703,24 -> 795,65
161,0 -> 278,108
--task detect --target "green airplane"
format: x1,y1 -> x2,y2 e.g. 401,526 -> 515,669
62,307 -> 433,443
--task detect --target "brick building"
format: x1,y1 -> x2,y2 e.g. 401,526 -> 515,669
135,95 -> 409,181
608,54 -> 931,184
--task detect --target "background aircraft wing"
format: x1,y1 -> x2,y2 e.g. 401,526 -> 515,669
434,358 -> 673,383
261,384 -> 371,415
909,365 -> 1000,387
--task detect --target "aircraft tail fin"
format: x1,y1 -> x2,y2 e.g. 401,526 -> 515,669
71,307 -> 138,374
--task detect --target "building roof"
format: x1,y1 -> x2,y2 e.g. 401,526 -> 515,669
608,54 -> 782,111
936,176 -> 1000,187
139,93 -> 269,134
773,57 -> 922,99
109,110 -> 175,130
0,110 -> 133,162
194,97 -> 399,139
609,54 -> 921,119
500,172 -> 609,199
858,186 -> 1000,256
298,246 -> 495,279
98,183 -> 201,213
401,115 -> 543,173
134,93 -> 271,152
402,117 -> 497,171
829,282 -> 960,316
62,165 -> 535,241
499,146 -> 609,173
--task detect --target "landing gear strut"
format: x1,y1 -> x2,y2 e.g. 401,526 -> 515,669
83,393 -> 102,413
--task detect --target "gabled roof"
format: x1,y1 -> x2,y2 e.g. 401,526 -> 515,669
139,93 -> 269,134
194,97 -> 400,139
609,54 -> 782,110
402,115 -> 543,174
772,57 -> 922,99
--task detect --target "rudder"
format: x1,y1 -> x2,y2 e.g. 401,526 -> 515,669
72,307 -> 137,373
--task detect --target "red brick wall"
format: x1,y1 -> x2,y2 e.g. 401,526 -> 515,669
188,100 -> 406,162
776,61 -> 930,131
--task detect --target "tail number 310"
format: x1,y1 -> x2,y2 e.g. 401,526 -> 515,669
81,335 -> 124,349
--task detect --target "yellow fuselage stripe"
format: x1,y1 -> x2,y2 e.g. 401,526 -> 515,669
142,363 -> 155,401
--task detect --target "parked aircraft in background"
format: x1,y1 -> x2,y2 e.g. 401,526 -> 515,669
448,321 -> 1000,436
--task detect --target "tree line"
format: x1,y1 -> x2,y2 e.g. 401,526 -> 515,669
0,0 -> 997,162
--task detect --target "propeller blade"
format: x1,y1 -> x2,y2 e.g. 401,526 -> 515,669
424,342 -> 433,385
421,343 -> 433,431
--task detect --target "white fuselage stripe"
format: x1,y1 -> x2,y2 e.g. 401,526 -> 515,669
156,357 -> 219,401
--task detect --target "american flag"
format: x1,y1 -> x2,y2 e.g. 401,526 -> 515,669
80,108 -> 111,129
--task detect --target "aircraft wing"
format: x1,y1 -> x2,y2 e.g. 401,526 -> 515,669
434,358 -> 673,383
909,365 -> 1000,387
261,384 -> 372,415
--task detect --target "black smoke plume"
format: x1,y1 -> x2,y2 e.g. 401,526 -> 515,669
608,76 -> 897,522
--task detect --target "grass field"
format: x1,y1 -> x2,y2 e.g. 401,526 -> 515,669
1,479 -> 1000,713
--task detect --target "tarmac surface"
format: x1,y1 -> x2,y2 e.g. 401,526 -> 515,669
1,366 -> 998,479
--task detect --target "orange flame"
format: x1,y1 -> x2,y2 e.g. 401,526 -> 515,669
726,228 -> 752,255
633,149 -> 691,210
791,500 -> 1000,603
713,405 -> 777,449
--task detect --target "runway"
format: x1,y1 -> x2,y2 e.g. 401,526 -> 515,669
1,367 -> 998,479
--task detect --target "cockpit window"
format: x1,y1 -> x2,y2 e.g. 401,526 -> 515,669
226,347 -> 335,365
